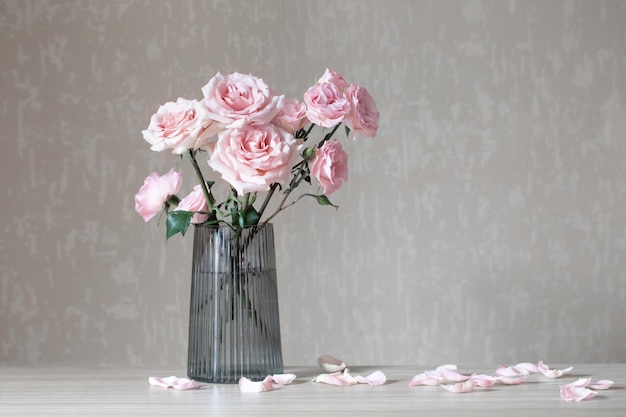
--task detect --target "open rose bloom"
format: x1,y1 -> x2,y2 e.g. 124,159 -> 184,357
134,69 -> 379,238
134,169 -> 182,222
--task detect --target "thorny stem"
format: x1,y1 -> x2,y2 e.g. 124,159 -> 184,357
262,171 -> 305,224
261,123 -> 343,224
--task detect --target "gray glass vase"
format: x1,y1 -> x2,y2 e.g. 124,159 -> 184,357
187,223 -> 283,383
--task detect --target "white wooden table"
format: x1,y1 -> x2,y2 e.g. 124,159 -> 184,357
1,364 -> 624,416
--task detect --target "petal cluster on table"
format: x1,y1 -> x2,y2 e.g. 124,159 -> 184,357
148,355 -> 615,402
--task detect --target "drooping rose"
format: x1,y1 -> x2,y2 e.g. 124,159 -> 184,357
345,84 -> 379,138
142,98 -> 222,154
317,68 -> 349,90
134,169 -> 182,222
271,98 -> 308,133
303,82 -> 351,128
207,124 -> 299,195
177,185 -> 209,224
309,140 -> 348,194
202,72 -> 284,128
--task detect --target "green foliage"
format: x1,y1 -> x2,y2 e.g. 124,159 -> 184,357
296,193 -> 338,209
166,210 -> 193,240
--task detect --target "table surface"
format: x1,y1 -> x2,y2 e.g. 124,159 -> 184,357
1,364 -> 624,416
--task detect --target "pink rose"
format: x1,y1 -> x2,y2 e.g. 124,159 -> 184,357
177,185 -> 209,224
309,140 -> 348,194
202,72 -> 284,128
271,98 -> 308,133
134,169 -> 182,222
208,124 -> 299,195
304,82 -> 351,128
318,68 -> 348,90
345,84 -> 379,138
142,98 -> 222,154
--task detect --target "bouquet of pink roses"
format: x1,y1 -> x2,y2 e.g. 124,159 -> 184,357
134,69 -> 379,238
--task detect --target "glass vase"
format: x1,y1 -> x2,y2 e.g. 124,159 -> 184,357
187,223 -> 283,383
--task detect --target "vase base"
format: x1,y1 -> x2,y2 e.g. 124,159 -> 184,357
188,366 -> 284,384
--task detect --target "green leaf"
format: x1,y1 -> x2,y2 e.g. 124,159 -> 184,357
243,206 -> 260,227
315,194 -> 338,208
166,210 -> 193,240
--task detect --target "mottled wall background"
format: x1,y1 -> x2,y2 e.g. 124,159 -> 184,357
1,0 -> 625,367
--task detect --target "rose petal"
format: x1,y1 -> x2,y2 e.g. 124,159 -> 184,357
354,371 -> 386,386
312,369 -> 357,386
589,380 -> 614,390
495,365 -> 530,377
148,376 -> 199,390
148,376 -> 173,389
538,361 -> 573,378
239,377 -> 273,393
495,374 -> 529,385
408,373 -> 442,386
514,362 -> 540,374
438,368 -> 470,382
269,373 -> 297,385
560,383 -> 598,402
469,374 -> 497,387
317,354 -> 347,373
570,377 -> 592,387
171,378 -> 200,390
441,380 -> 476,393
435,364 -> 459,372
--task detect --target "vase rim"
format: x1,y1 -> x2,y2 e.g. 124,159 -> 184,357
194,222 -> 273,229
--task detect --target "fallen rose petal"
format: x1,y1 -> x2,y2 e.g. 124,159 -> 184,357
495,374 -> 529,385
317,354 -> 347,373
514,362 -> 540,374
408,372 -> 441,386
438,368 -> 470,382
495,365 -> 530,377
589,380 -> 614,390
354,371 -> 387,386
560,383 -> 598,402
148,376 -> 199,390
239,377 -> 273,393
171,379 -> 200,390
269,373 -> 297,385
469,374 -> 497,387
148,376 -> 173,389
441,380 -> 476,393
435,364 -> 459,373
570,377 -> 592,387
569,377 -> 614,390
339,369 -> 357,385
313,369 -> 359,386
538,361 -> 573,378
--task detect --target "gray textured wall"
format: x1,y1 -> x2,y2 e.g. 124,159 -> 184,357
1,0 -> 625,367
